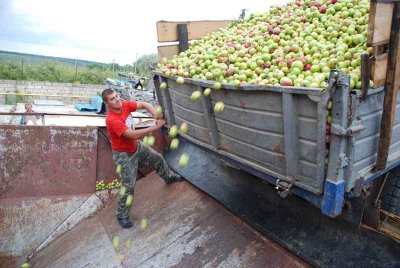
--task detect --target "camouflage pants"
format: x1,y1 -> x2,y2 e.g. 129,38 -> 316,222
112,141 -> 175,220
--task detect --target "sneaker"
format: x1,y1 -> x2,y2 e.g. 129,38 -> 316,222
166,172 -> 185,184
117,217 -> 133,229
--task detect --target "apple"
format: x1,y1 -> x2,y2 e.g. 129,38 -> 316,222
204,88 -> 212,96
119,186 -> 126,196
179,153 -> 189,167
116,164 -> 122,175
190,91 -> 202,101
140,218 -> 148,230
180,122 -> 189,133
169,125 -> 178,138
214,102 -> 225,112
113,236 -> 120,248
156,106 -> 163,117
170,138 -> 179,150
147,136 -> 155,147
213,82 -> 222,90
125,194 -> 133,207
176,77 -> 185,84
160,82 -> 167,90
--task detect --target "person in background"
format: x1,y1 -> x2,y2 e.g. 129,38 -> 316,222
20,103 -> 40,125
102,88 -> 184,229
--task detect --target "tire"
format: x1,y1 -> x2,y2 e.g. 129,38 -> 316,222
381,169 -> 400,216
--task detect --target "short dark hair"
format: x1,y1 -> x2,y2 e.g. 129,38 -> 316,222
102,88 -> 115,102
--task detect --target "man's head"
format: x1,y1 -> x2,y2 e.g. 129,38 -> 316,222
102,88 -> 122,111
25,103 -> 33,113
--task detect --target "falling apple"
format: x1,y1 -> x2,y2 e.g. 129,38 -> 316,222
160,82 -> 167,90
179,153 -> 189,167
204,88 -> 212,96
190,91 -> 202,101
170,138 -> 179,150
140,218 -> 149,230
176,77 -> 185,84
116,164 -> 122,175
169,125 -> 178,138
125,194 -> 133,207
180,122 -> 189,133
113,236 -> 120,248
119,186 -> 126,196
214,102 -> 225,113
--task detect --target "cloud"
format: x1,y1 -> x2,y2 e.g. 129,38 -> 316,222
0,0 -> 286,65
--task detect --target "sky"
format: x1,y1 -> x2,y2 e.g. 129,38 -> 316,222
0,0 -> 287,65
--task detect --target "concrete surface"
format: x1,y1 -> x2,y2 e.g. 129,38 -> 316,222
28,172 -> 309,268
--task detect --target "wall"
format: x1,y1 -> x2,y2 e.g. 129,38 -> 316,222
0,126 -> 98,262
0,79 -> 106,105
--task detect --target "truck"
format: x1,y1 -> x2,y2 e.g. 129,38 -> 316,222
153,0 -> 400,239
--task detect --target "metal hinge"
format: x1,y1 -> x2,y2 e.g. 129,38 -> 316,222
330,120 -> 365,137
275,179 -> 293,198
328,70 -> 350,97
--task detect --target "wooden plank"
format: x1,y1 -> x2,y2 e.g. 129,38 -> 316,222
371,53 -> 388,88
367,1 -> 394,46
158,45 -> 179,63
375,2 -> 400,171
157,20 -> 232,42
361,54 -> 371,100
178,24 -> 189,52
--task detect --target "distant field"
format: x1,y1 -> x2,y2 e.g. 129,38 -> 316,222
0,50 -> 107,67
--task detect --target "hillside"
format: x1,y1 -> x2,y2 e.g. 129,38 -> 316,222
0,50 -> 107,67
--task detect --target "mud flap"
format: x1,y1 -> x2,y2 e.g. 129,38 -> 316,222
164,137 -> 400,267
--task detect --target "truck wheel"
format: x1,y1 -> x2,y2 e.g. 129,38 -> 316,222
381,170 -> 400,216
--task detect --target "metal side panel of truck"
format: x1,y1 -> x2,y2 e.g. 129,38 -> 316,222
152,70 -> 400,218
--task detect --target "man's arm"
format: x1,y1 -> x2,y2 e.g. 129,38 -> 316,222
137,102 -> 163,119
122,119 -> 165,139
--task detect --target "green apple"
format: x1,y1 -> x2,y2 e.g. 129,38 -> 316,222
160,82 -> 167,90
116,164 -> 122,175
214,102 -> 225,113
212,82 -> 222,90
125,194 -> 133,207
204,88 -> 211,96
180,122 -> 189,133
140,218 -> 149,230
179,153 -> 189,167
170,138 -> 179,150
190,91 -> 202,101
112,236 -> 120,248
169,125 -> 178,138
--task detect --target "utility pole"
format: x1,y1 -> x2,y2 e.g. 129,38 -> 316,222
21,59 -> 24,77
75,58 -> 78,80
112,59 -> 115,72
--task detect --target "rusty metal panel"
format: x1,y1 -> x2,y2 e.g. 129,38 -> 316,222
96,127 -> 117,184
0,125 -> 97,198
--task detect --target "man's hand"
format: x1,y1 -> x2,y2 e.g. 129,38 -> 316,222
156,119 -> 165,129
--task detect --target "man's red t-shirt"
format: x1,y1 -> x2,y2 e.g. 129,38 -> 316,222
106,101 -> 138,153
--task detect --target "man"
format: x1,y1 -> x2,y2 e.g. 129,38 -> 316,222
102,88 -> 183,229
20,103 -> 40,125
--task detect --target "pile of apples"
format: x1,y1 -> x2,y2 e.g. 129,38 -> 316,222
157,0 -> 373,89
